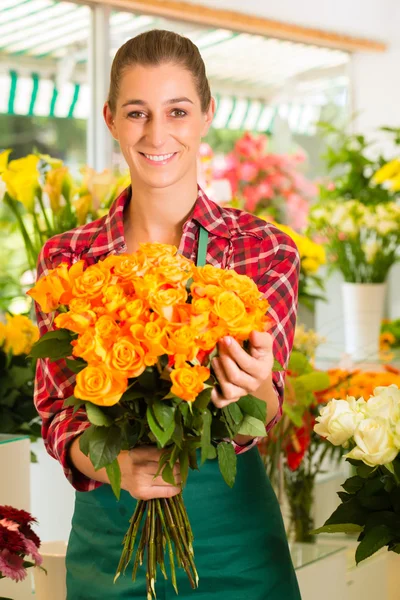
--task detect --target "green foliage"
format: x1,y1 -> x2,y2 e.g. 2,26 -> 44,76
0,349 -> 40,444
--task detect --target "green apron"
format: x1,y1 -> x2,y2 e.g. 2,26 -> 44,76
66,227 -> 301,600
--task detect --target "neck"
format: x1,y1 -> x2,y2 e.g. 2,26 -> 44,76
124,172 -> 199,251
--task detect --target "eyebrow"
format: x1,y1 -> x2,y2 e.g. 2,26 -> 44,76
122,97 -> 194,107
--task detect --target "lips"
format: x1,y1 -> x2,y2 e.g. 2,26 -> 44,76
139,152 -> 178,165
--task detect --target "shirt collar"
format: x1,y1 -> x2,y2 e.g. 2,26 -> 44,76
85,184 -> 232,260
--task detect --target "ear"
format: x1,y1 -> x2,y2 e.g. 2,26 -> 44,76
103,102 -> 119,140
201,97 -> 216,138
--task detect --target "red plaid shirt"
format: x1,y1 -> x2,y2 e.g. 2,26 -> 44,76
34,186 -> 299,491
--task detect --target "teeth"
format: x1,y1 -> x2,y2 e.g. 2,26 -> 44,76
144,153 -> 174,162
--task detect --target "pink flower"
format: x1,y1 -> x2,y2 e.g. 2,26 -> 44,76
21,535 -> 43,567
238,162 -> 259,183
286,193 -> 310,230
0,519 -> 20,532
243,186 -> 261,212
235,132 -> 267,160
256,181 -> 274,200
0,549 -> 27,582
338,232 -> 347,241
327,182 -> 336,191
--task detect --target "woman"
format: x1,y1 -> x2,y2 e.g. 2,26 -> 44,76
34,30 -> 301,599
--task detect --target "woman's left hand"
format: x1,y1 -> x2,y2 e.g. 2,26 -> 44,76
210,330 -> 274,409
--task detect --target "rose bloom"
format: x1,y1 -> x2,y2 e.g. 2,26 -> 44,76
346,418 -> 398,467
314,397 -> 366,446
170,364 -> 210,402
74,364 -> 127,406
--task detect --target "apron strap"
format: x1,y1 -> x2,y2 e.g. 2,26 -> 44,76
196,226 -> 209,267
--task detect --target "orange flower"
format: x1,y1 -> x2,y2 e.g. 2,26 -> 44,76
119,298 -> 148,322
55,309 -> 97,335
142,318 -> 169,356
27,261 -> 84,312
72,329 -> 97,363
191,297 -> 212,315
102,284 -> 127,315
94,315 -> 120,359
133,275 -> 161,300
103,253 -> 149,280
192,264 -> 224,286
75,364 -> 127,406
212,291 -> 250,335
137,242 -> 177,262
166,325 -> 199,361
170,363 -> 210,402
191,283 -> 221,300
72,263 -> 111,300
197,326 -> 227,351
221,270 -> 260,302
155,254 -> 193,285
69,298 -> 93,313
149,287 -> 188,321
105,336 -> 146,378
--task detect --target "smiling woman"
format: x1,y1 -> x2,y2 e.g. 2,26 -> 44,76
33,29 -> 301,600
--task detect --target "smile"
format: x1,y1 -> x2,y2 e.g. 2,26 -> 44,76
140,152 -> 177,165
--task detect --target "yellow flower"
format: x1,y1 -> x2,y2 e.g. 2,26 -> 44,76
302,257 -> 320,274
0,150 -> 11,173
373,159 -> 400,185
73,194 -> 92,225
389,174 -> 400,192
80,167 -> 117,212
2,155 -> 40,211
44,167 -> 70,215
75,364 -> 127,406
3,314 -> 39,355
170,363 -> 210,402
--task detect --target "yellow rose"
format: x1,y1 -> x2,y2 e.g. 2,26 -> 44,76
149,287 -> 188,321
155,254 -> 193,285
94,315 -> 120,359
69,298 -> 92,313
54,309 -> 97,335
133,274 -> 161,301
105,336 -> 146,379
221,270 -> 260,303
3,314 -> 39,355
191,297 -> 212,315
170,364 -> 210,402
72,264 -> 111,300
212,291 -> 247,326
75,364 -> 127,406
193,264 -> 224,286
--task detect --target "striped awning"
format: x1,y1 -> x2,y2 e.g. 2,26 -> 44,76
0,0 -> 349,133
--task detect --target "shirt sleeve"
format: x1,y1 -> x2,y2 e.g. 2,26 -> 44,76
34,245 -> 101,492
232,230 -> 300,454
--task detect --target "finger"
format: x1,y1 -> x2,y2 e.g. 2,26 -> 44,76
212,357 -> 246,400
149,486 -> 182,499
217,348 -> 258,393
210,385 -> 239,409
248,331 -> 274,358
221,336 -> 270,378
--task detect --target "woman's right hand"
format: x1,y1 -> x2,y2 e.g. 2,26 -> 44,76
119,446 -> 182,501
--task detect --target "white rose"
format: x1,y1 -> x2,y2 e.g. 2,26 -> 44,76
366,385 -> 400,422
314,398 -> 365,446
346,418 -> 398,466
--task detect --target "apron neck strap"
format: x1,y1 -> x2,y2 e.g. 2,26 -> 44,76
196,226 -> 209,267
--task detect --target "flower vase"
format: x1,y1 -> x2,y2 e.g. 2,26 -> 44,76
284,465 -> 316,543
341,282 -> 387,361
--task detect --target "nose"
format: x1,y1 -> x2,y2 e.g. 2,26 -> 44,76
144,114 -> 168,149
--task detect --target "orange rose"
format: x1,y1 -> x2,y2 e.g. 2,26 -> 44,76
191,297 -> 212,315
137,242 -> 177,263
170,364 -> 210,402
106,336 -> 146,378
72,264 -> 111,300
55,309 -> 97,335
102,284 -> 127,315
103,253 -> 149,280
27,261 -> 84,313
155,253 -> 193,285
191,283 -> 221,300
133,275 -> 161,301
192,264 -> 224,286
212,291 -> 247,326
69,298 -> 93,313
143,318 -> 169,356
72,329 -> 97,362
197,326 -> 227,351
94,315 -> 120,359
149,287 -> 188,320
119,298 -> 148,322
166,325 -> 199,361
221,270 -> 260,302
75,364 -> 127,406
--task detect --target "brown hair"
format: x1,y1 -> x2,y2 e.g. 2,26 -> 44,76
108,29 -> 211,114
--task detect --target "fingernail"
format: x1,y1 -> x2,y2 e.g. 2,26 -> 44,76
224,336 -> 232,346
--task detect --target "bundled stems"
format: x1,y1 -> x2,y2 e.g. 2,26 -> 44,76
115,493 -> 198,598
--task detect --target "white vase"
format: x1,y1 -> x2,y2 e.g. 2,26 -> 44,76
33,541 -> 67,600
341,282 -> 387,361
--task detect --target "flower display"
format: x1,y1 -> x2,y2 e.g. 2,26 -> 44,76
0,150 -> 130,271
28,243 -> 274,598
214,131 -> 317,229
314,385 -> 400,564
307,199 -> 400,283
0,505 -> 42,583
316,368 -> 400,405
0,314 -> 40,442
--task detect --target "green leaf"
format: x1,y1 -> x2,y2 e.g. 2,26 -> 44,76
179,448 -> 189,485
63,395 -> 84,408
206,446 -> 217,460
88,425 -> 122,470
272,358 -> 284,372
152,399 -> 175,431
120,387 -> 146,402
295,372 -> 330,393
86,403 -> 113,427
188,447 -> 199,471
282,404 -> 305,428
357,463 -> 378,479
237,415 -> 266,437
193,387 -> 212,411
29,329 -> 74,360
79,425 -> 95,457
201,408 -> 212,465
312,523 -> 364,535
137,367 -> 157,392
65,358 -> 86,374
147,405 -> 174,448
217,442 -> 237,488
238,394 -> 266,423
355,525 -> 393,564
325,498 -> 368,528
105,458 -> 121,500
342,476 -> 365,495
8,365 -> 32,388
161,463 -> 177,486
288,351 -> 310,375
226,402 -> 243,425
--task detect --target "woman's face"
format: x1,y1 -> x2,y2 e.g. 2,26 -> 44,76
104,62 -> 214,190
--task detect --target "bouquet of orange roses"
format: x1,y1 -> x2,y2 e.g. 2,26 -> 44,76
28,243 -> 273,598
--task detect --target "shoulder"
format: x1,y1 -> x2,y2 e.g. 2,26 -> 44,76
38,216 -> 108,269
221,205 -> 299,257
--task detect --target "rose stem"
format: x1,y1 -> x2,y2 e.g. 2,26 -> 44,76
162,498 -> 196,589
155,499 -> 178,595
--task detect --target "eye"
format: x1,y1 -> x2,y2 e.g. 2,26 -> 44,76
128,111 -> 147,119
171,109 -> 187,118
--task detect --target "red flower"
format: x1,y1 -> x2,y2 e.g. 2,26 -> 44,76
0,525 -> 26,554
19,524 -> 41,549
0,506 -> 36,526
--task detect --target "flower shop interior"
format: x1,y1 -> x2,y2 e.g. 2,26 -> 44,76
1,0 -> 400,598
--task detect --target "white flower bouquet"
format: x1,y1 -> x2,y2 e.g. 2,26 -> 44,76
313,385 -> 400,563
307,199 -> 400,283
